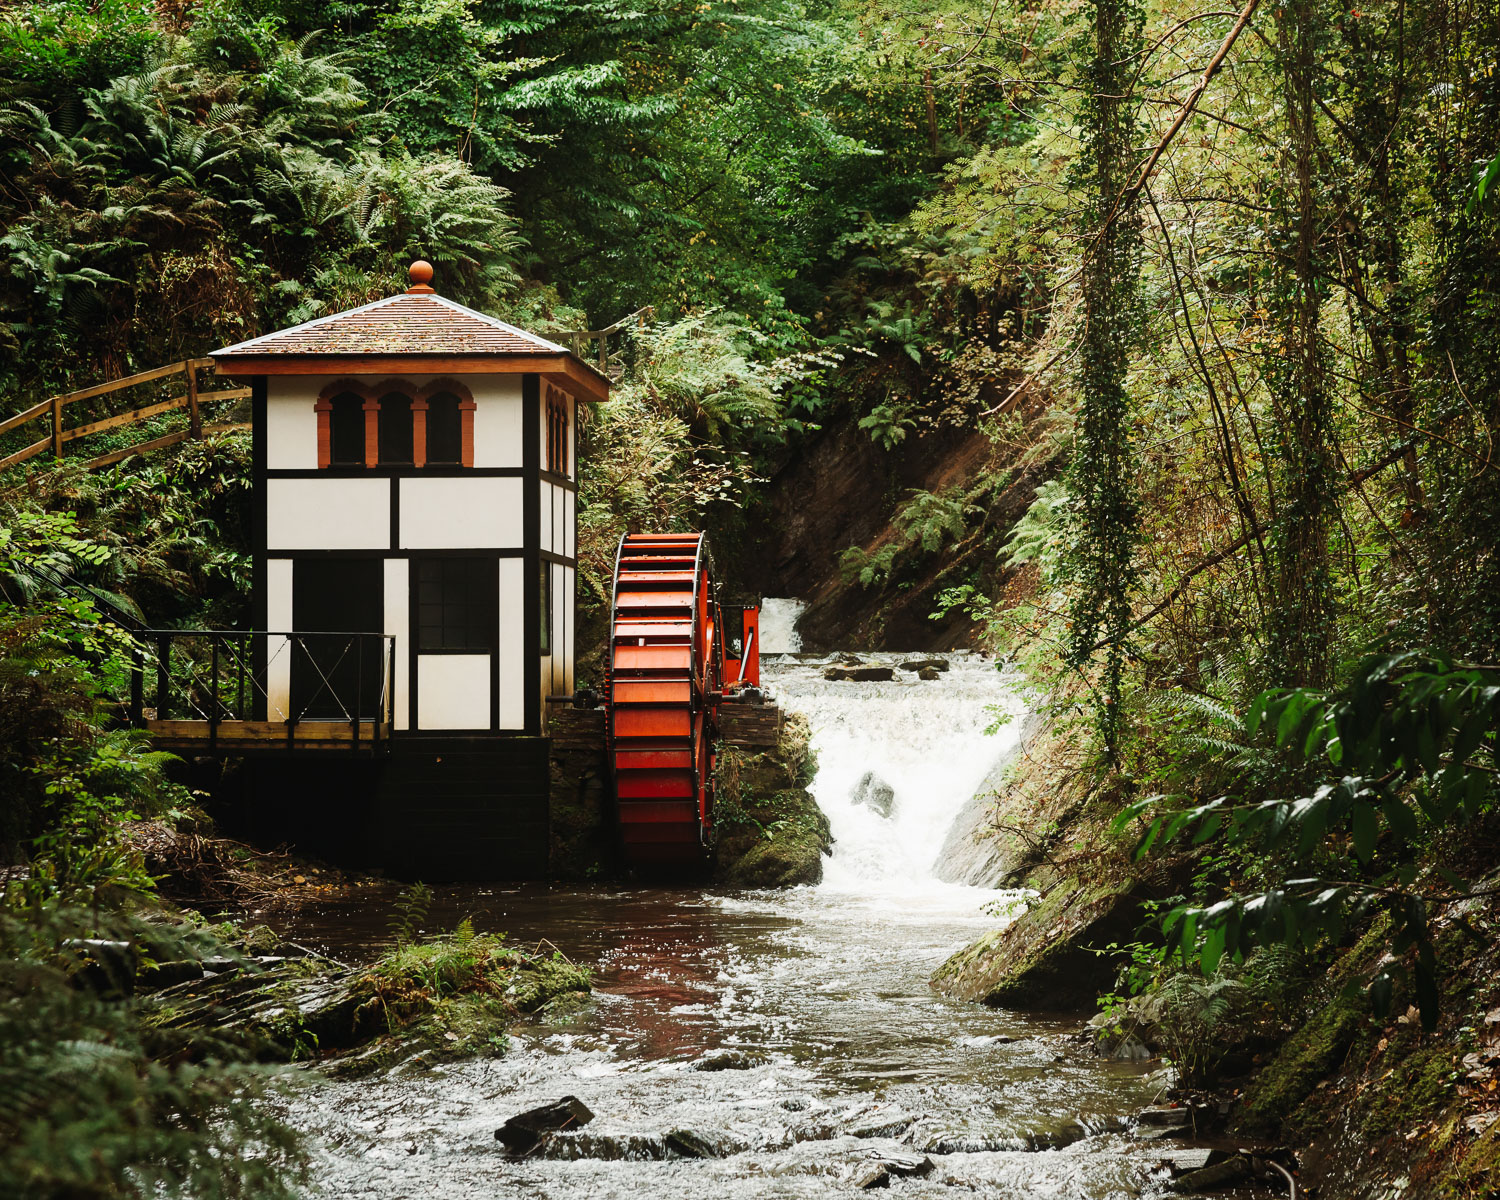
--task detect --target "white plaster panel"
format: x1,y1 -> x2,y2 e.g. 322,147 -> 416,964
498,558 -> 525,730
562,566 -> 575,693
266,477 -> 389,550
552,483 -> 565,558
417,655 -> 491,730
565,489 -> 576,559
538,482 -> 554,554
471,375 -> 524,468
265,377 -> 320,470
399,476 -> 522,548
264,559 -> 293,719
383,559 -> 410,731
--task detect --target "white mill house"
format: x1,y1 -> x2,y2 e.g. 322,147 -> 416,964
149,262 -> 609,877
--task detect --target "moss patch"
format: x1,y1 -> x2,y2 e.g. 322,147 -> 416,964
713,712 -> 831,887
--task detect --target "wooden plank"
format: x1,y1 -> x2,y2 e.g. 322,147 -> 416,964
83,428 -> 192,469
0,435 -> 53,472
60,395 -> 187,443
198,387 -> 252,403
201,421 -> 252,435
720,705 -> 781,747
58,360 -> 187,405
0,398 -> 52,438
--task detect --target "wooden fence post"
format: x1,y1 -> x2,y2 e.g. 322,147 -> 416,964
185,361 -> 202,439
50,396 -> 62,460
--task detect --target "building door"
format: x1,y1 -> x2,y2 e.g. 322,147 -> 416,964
291,557 -> 384,720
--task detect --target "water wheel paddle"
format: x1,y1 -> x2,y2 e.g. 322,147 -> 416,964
606,532 -> 726,871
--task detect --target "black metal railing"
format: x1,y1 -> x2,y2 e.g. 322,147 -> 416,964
128,630 -> 396,753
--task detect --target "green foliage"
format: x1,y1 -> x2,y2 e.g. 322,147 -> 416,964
1120,651 -> 1500,1029
0,901 -> 306,1199
1060,0 -> 1145,754
388,881 -> 433,947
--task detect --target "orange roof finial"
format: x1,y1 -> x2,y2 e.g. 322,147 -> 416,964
407,260 -> 435,294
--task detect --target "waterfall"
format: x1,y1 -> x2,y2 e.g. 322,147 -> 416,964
756,597 -> 805,653
759,620 -> 1026,896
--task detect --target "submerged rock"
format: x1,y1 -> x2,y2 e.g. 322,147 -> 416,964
850,772 -> 896,818
898,657 -> 949,672
690,1048 -> 768,1071
917,666 -> 943,681
495,1096 -> 594,1153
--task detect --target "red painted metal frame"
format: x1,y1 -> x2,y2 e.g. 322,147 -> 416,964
605,532 -> 726,871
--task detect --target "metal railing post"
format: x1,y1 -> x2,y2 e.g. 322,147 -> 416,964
352,635 -> 362,754
208,634 -> 220,755
155,634 -> 170,720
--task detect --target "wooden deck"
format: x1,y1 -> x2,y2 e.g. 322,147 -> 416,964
145,719 -> 392,753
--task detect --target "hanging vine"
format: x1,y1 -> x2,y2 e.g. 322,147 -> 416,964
1063,0 -> 1146,754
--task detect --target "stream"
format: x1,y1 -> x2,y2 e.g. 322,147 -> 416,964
270,617 -> 1184,1198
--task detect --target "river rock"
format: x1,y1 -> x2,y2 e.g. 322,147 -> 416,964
535,1131 -> 666,1161
850,772 -> 896,818
823,666 -> 896,682
495,1096 -> 594,1153
1170,1153 -> 1252,1192
898,657 -> 949,672
917,666 -> 942,681
691,1048 -> 768,1071
665,1128 -> 746,1158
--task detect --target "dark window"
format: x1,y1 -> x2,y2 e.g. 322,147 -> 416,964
427,391 -> 462,464
546,397 -> 569,475
417,558 -> 496,652
328,392 -> 365,465
378,391 -> 413,465
539,563 -> 552,656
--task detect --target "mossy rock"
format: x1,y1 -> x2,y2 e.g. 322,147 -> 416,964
930,874 -> 1150,1010
712,713 -> 831,887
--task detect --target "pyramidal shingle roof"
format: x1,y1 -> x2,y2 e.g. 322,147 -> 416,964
213,291 -> 570,359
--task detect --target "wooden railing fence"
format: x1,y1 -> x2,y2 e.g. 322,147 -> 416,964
0,358 -> 251,474
566,306 -> 654,378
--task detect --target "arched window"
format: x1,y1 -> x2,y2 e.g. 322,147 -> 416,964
426,391 -> 463,465
378,391 -> 413,465
328,392 -> 365,466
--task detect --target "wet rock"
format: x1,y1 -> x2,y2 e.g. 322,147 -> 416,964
665,1128 -> 746,1158
846,1110 -> 914,1139
930,873 -> 1166,1010
1170,1153 -> 1252,1192
853,1163 -> 892,1189
535,1131 -> 666,1161
1136,1105 -> 1193,1130
823,666 -> 896,682
691,1048 -> 768,1072
780,1097 -> 812,1112
495,1096 -> 594,1153
835,653 -> 864,665
932,713 -> 1046,887
1155,1148 -> 1215,1175
850,772 -> 896,818
899,657 -> 949,672
917,666 -> 942,681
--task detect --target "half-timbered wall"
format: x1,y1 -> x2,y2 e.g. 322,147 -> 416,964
256,372 -> 578,736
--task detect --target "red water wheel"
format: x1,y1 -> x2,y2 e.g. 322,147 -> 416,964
606,532 -> 726,871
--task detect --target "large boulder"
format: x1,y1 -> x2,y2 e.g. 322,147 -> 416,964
496,1096 -> 595,1153
929,874 -> 1153,1010
933,713 -> 1046,887
851,772 -> 896,818
714,712 -> 832,886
